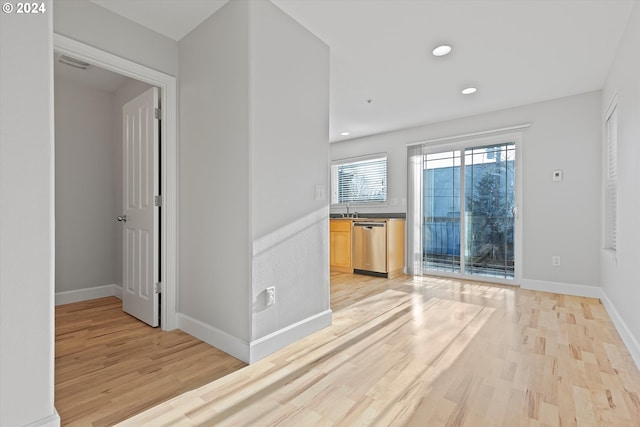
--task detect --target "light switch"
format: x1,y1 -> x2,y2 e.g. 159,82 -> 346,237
314,184 -> 326,201
553,170 -> 563,182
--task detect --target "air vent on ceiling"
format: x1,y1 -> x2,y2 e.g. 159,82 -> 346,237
58,55 -> 90,70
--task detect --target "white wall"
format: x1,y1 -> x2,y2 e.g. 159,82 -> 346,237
601,3 -> 640,364
249,0 -> 330,357
331,91 -> 602,289
0,1 -> 59,426
178,0 -> 330,363
53,0 -> 178,77
179,0 -> 252,351
54,77 -> 117,294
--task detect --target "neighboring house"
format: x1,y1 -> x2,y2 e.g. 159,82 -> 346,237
2,1 -> 640,426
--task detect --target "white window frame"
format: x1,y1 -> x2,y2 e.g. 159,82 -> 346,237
330,153 -> 388,206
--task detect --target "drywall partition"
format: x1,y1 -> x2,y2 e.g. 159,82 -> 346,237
178,0 -> 331,363
54,77 -> 118,303
53,0 -> 178,77
0,0 -> 59,425
178,0 -> 253,360
249,0 -> 329,239
331,91 -> 602,292
249,0 -> 331,361
601,2 -> 640,365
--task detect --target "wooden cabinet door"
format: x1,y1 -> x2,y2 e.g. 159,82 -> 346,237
330,219 -> 353,272
332,231 -> 352,269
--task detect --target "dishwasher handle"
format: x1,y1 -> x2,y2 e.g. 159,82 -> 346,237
353,222 -> 385,228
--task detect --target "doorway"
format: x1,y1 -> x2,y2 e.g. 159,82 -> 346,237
54,33 -> 178,330
407,132 -> 522,285
423,143 -> 516,278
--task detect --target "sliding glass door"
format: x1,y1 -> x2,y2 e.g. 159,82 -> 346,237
417,141 -> 517,281
464,144 -> 516,278
423,150 -> 462,273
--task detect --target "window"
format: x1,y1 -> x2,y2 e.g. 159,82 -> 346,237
331,153 -> 387,204
605,105 -> 618,250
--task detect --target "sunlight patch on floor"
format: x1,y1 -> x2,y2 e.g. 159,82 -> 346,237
116,290 -> 494,426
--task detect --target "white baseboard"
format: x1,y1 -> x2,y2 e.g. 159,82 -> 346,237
520,278 -> 602,299
599,291 -> 640,369
521,278 -> 640,370
26,410 -> 60,427
55,284 -> 122,306
249,309 -> 332,363
177,309 -> 333,364
177,313 -> 250,363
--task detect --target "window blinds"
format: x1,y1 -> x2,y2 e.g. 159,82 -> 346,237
331,154 -> 387,204
606,107 -> 618,250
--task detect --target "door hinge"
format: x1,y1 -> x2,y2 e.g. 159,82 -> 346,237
154,195 -> 163,207
154,108 -> 161,120
154,282 -> 163,294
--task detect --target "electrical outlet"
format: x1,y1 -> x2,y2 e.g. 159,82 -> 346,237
266,287 -> 276,306
552,256 -> 561,266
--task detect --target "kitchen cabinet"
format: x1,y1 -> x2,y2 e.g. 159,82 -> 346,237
330,218 -> 405,277
386,219 -> 406,277
330,219 -> 352,273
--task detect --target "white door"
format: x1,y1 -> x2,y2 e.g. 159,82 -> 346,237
120,87 -> 160,327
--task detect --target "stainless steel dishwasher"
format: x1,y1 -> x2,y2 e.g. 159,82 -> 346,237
352,221 -> 387,276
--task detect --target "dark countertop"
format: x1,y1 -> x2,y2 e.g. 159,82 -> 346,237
330,212 -> 406,219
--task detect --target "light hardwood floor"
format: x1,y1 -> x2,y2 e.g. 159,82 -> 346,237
55,297 -> 246,426
111,273 -> 640,426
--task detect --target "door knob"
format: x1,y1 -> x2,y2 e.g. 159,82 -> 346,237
117,215 -> 127,222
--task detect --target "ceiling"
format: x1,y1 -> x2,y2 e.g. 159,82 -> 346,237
87,0 -> 635,142
90,0 -> 229,40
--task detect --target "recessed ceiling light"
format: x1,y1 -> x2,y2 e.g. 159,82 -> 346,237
462,87 -> 477,95
432,45 -> 452,57
340,132 -> 350,136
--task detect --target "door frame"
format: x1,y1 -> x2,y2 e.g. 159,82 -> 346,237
54,33 -> 178,330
